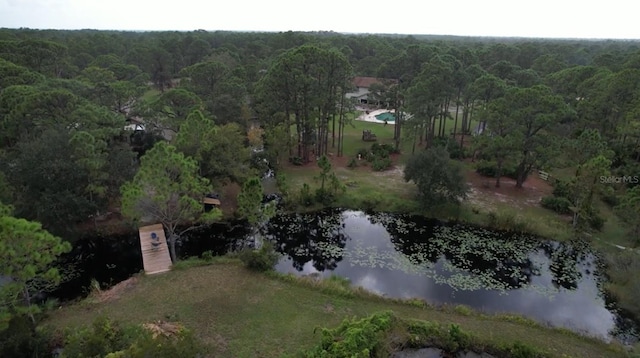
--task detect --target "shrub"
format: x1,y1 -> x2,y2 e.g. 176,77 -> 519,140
475,161 -> 518,179
275,173 -> 290,198
107,326 -> 203,358
301,311 -> 550,358
433,137 -> 464,159
347,157 -> 358,168
61,316 -> 137,358
289,156 -> 303,166
356,147 -> 370,159
0,316 -> 52,358
238,241 -> 280,272
62,317 -> 203,358
552,180 -> 571,199
588,213 -> 606,231
299,183 -> 314,206
304,311 -> 395,357
540,196 -> 572,215
201,250 -> 214,261
371,143 -> 396,157
314,187 -> 334,205
485,211 -> 530,233
372,157 -> 392,171
601,187 -> 619,207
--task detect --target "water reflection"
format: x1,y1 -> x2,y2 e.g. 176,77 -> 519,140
262,211 -> 349,271
269,209 -> 631,342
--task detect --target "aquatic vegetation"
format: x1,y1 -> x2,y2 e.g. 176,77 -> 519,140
269,210 -> 598,295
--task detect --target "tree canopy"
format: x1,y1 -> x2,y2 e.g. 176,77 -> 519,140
120,141 -> 220,262
0,202 -> 71,330
404,147 -> 468,207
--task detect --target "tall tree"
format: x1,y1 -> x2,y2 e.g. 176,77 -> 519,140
404,146 -> 468,207
120,142 -> 220,262
237,176 -> 276,247
474,97 -> 519,187
504,85 -> 573,188
0,202 -> 72,330
615,186 -> 640,244
174,110 -> 252,185
256,45 -> 352,163
179,60 -> 247,125
568,155 -> 611,229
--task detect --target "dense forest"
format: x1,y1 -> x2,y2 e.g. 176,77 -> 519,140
2,28 -> 640,239
3,29 -> 640,355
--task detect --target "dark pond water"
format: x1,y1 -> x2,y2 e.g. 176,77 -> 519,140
47,209 -> 638,344
263,209 -> 638,344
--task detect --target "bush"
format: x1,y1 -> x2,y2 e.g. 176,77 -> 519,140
371,143 -> 396,158
347,157 -> 358,168
299,183 -> 314,206
485,211 -> 530,233
201,250 -> 214,261
0,316 -> 52,358
238,241 -> 280,272
433,137 -> 464,159
301,311 -> 550,358
314,187 -> 334,205
372,157 -> 392,171
275,173 -> 290,198
61,317 -> 203,358
601,188 -> 620,207
356,147 -> 370,159
540,196 -> 572,215
552,180 -> 571,199
588,214 -> 606,231
61,316 -> 138,358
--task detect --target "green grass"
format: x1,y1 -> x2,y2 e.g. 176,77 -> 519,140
285,164 -> 421,213
45,262 -> 628,358
327,110 -> 478,162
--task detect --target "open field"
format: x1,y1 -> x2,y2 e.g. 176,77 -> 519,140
45,261 -> 628,358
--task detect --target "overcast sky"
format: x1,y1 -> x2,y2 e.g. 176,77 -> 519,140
0,0 -> 637,40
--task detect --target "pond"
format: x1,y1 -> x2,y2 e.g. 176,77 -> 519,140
262,209 -> 638,344
47,209 -> 638,344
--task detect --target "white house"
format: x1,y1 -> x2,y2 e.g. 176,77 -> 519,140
345,77 -> 398,104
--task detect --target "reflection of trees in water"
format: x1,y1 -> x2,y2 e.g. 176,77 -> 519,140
540,241 -> 590,290
266,210 -> 593,292
262,209 -> 349,271
369,212 -> 543,289
178,221 -> 252,257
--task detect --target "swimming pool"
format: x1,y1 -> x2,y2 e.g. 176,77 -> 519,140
375,112 -> 396,123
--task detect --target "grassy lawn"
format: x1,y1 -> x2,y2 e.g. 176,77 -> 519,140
45,262 -> 628,358
332,110 -> 478,161
284,163 -> 422,214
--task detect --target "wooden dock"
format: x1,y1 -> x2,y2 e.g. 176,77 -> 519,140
138,223 -> 172,275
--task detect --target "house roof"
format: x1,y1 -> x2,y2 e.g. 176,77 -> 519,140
352,77 -> 398,88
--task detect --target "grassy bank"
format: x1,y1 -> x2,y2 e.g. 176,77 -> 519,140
45,260 -> 628,358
